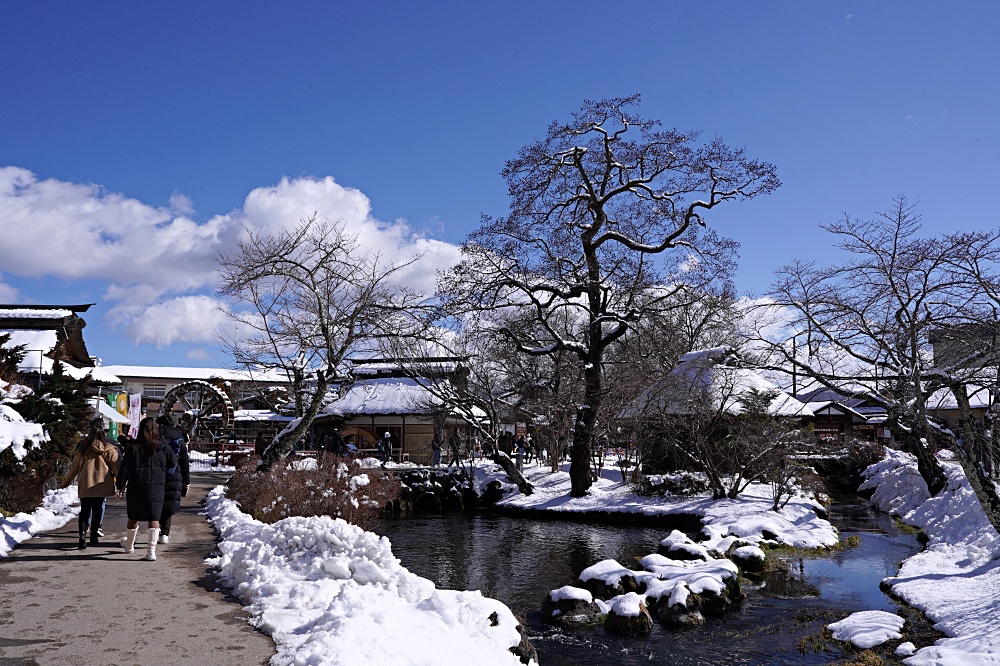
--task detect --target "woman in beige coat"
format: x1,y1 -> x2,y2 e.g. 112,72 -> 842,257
62,417 -> 120,549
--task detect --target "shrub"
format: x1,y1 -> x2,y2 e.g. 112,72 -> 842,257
226,455 -> 401,531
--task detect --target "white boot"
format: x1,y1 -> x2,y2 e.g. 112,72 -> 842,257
144,528 -> 160,561
120,527 -> 138,554
158,533 -> 169,544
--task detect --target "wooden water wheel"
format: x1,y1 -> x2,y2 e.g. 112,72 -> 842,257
158,380 -> 235,434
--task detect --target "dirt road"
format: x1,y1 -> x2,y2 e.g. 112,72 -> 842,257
0,472 -> 276,665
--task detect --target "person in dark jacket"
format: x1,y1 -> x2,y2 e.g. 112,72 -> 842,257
116,416 -> 177,561
155,414 -> 190,545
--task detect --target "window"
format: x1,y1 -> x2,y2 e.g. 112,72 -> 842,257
142,384 -> 166,400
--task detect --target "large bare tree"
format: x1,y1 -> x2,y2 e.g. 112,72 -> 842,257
758,197 -> 1000,529
440,94 -> 779,496
217,215 -> 418,467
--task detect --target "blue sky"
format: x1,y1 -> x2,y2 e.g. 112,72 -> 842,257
2,1 -> 998,368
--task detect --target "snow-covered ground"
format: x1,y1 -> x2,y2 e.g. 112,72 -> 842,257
0,486 -> 77,557
860,449 -> 1000,664
7,446 -> 1000,665
478,457 -> 841,549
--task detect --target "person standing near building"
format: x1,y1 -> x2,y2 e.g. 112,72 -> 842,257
116,416 -> 177,561
379,431 -> 392,468
431,433 -> 443,467
61,417 -> 119,549
155,414 -> 190,545
514,434 -> 526,472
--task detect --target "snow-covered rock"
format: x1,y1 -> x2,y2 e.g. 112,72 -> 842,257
828,610 -> 905,649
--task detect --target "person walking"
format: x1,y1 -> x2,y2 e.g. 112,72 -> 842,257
379,432 -> 392,468
430,433 -> 443,467
116,416 -> 177,561
61,417 -> 120,549
156,414 -> 190,545
514,434 -> 526,472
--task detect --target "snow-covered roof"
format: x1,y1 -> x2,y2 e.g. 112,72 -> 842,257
926,385 -> 992,411
232,409 -> 295,422
624,347 -> 813,419
2,329 -> 119,383
322,377 -> 444,417
100,365 -> 290,384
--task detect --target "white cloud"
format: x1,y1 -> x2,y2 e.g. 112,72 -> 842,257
0,168 -> 461,346
186,348 -> 211,361
0,276 -> 20,303
124,295 -> 231,348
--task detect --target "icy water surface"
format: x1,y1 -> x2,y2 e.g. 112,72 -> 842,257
375,499 -> 923,665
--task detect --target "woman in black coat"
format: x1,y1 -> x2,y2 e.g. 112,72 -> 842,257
156,414 -> 190,544
115,416 -> 177,561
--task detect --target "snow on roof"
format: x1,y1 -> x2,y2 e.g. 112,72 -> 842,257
926,385 -> 992,411
1,329 -> 117,382
322,377 -> 444,416
624,348 -> 813,419
232,409 -> 295,422
0,308 -> 73,319
100,365 -> 290,383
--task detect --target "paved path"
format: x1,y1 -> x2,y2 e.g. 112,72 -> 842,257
0,472 -> 276,665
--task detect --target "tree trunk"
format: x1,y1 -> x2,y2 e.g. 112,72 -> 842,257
261,375 -> 330,469
490,450 -> 533,495
570,363 -> 602,497
950,387 -> 1000,532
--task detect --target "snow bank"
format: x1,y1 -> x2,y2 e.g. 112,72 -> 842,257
481,458 -> 840,551
0,487 -> 78,557
828,610 -> 905,649
204,487 -> 530,666
861,449 -> 1000,664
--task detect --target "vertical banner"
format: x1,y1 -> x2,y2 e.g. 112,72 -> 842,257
129,394 -> 142,436
106,393 -> 119,440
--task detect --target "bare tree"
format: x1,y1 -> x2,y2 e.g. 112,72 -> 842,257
440,94 -> 779,496
757,197 -> 1000,529
217,215 -> 419,467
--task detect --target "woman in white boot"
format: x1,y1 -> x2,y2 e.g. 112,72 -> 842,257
115,416 -> 177,561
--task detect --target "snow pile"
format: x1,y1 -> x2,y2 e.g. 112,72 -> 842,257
608,592 -> 645,617
0,403 -> 46,460
578,554 -> 739,608
0,487 -> 78,557
204,487 -> 529,666
828,610 -> 905,649
861,449 -> 1000,664
549,585 -> 593,603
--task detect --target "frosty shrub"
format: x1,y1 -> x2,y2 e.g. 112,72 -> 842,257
226,455 -> 401,530
634,471 -> 711,497
848,439 -> 886,471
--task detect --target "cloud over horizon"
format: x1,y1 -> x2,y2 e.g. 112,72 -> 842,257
0,167 -> 461,348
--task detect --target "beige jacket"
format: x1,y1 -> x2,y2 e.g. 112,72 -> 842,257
62,440 -> 120,498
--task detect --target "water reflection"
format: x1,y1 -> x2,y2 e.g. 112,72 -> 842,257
375,500 -> 922,665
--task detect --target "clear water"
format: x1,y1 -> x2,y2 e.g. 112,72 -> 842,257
374,499 -> 923,665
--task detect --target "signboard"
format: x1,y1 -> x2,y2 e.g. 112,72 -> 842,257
106,393 -> 119,439
129,394 -> 142,436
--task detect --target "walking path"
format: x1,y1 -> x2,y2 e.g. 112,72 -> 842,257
0,472 -> 276,665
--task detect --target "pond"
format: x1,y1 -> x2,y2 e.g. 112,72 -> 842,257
374,497 -> 926,665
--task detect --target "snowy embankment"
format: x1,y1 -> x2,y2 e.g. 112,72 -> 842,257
860,449 -> 1000,664
204,486 -> 532,666
481,459 -> 840,549
0,487 -> 78,557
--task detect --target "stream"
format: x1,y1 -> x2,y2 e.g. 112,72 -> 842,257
374,497 -> 926,664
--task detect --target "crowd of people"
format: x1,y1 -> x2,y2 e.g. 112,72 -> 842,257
61,413 -> 190,561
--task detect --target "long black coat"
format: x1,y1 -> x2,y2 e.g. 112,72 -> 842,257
160,425 -> 190,520
117,440 -> 178,522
